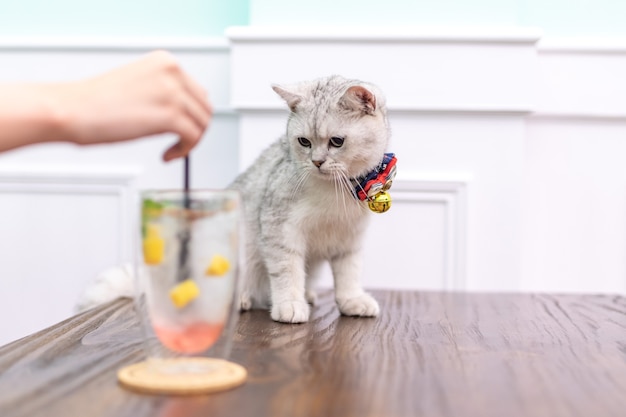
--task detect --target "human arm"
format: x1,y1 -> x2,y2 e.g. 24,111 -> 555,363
0,50 -> 212,161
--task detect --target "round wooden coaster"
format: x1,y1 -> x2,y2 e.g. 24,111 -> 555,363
118,357 -> 247,395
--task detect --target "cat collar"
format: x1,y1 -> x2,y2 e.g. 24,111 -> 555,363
351,153 -> 397,213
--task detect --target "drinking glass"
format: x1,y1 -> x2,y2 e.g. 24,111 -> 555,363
118,189 -> 246,395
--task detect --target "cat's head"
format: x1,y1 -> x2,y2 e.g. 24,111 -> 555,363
272,75 -> 390,181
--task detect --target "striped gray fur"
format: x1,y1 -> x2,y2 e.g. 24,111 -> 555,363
229,75 -> 391,323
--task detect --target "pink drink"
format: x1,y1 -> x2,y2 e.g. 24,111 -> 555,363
153,322 -> 225,354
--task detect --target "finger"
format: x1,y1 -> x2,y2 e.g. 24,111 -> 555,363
162,118 -> 203,162
162,141 -> 185,162
180,76 -> 213,135
181,72 -> 212,116
181,92 -> 212,134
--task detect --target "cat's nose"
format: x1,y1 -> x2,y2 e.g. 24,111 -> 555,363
313,160 -> 324,168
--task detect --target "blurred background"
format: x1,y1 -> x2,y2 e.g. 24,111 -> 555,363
1,0 -> 626,345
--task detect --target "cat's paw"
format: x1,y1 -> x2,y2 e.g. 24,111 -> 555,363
271,300 -> 310,323
305,289 -> 318,305
337,293 -> 380,317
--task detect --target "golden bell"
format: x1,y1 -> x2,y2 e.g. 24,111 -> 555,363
368,191 -> 392,213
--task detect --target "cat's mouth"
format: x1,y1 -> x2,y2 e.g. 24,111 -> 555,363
310,161 -> 338,177
313,165 -> 332,176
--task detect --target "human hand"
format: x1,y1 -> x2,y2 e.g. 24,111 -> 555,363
51,50 -> 213,161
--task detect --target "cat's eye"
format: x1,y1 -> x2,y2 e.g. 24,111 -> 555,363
297,137 -> 311,148
329,136 -> 344,148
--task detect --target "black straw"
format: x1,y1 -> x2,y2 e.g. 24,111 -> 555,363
177,156 -> 191,282
184,156 -> 190,197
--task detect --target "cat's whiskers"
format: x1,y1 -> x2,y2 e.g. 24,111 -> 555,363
341,170 -> 370,214
342,176 -> 354,219
336,170 -> 359,214
331,170 -> 340,213
331,169 -> 350,220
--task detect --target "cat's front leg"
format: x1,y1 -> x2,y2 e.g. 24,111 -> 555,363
331,251 -> 380,317
266,253 -> 310,323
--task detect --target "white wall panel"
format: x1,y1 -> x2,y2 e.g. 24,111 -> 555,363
237,110 -> 286,170
390,113 -> 526,291
535,41 -> 626,117
0,166 -> 139,345
227,26 -> 540,112
520,41 -> 626,294
314,177 -> 468,291
522,118 -> 626,293
364,178 -> 468,290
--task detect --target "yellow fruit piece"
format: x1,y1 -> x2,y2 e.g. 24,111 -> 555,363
143,224 -> 165,265
205,254 -> 230,277
169,279 -> 200,309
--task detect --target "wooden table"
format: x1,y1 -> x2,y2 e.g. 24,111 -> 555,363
1,289 -> 626,417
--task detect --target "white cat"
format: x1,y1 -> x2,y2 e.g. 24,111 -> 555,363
77,75 -> 394,324
230,75 -> 392,323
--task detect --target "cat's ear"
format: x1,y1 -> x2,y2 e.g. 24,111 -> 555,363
340,85 -> 377,115
272,85 -> 302,112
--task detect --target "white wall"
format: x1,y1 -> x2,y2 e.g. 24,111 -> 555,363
2,27 -> 626,345
227,26 -> 626,296
522,39 -> 626,293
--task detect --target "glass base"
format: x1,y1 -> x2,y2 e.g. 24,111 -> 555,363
118,357 -> 247,395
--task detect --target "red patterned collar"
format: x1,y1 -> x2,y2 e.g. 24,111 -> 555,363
351,153 -> 397,201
